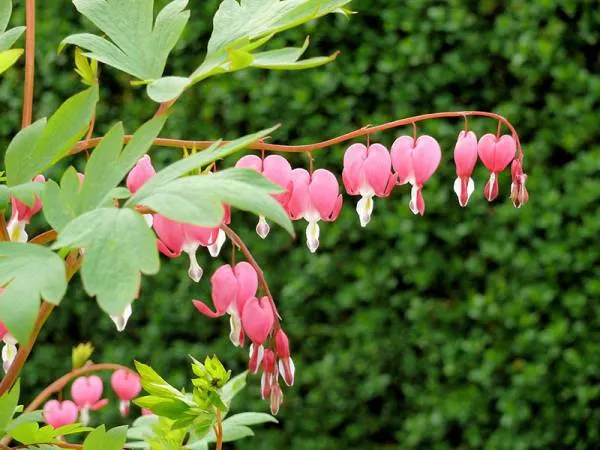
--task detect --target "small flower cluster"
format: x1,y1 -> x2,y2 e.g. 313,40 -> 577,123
193,262 -> 294,415
42,368 -> 141,429
234,130 -> 528,252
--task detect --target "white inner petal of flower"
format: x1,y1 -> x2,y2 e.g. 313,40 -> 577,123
2,335 -> 18,373
143,214 -> 154,228
256,215 -> 270,239
306,220 -> 320,253
208,229 -> 227,258
356,195 -> 374,228
409,184 -> 419,215
185,247 -> 203,282
228,310 -> 243,347
7,219 -> 28,243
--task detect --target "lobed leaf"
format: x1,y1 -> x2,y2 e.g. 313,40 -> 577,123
0,243 -> 67,343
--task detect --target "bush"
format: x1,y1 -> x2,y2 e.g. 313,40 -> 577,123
2,0 -> 599,448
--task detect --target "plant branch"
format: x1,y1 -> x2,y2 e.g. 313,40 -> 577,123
0,214 -> 10,242
29,229 -> 58,245
221,224 -> 282,322
72,111 -> 524,160
0,251 -> 82,395
215,408 -> 223,450
25,363 -> 131,413
0,302 -> 54,395
21,0 -> 36,128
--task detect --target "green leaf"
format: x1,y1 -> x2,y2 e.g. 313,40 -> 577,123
62,0 -> 190,80
80,115 -> 166,211
0,379 -> 20,433
126,125 -> 292,233
0,48 -> 22,75
4,410 -> 43,432
134,361 -> 189,401
219,371 -> 247,406
41,168 -> 83,231
53,208 -> 159,316
206,0 -> 351,54
147,0 -> 351,101
0,180 -> 45,210
5,87 -> 98,186
0,243 -> 67,343
8,421 -> 91,445
146,76 -> 190,103
222,412 -> 278,427
41,116 -> 165,232
0,0 -> 25,51
83,425 -> 128,450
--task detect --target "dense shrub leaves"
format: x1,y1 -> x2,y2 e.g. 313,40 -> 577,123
1,0 -> 599,449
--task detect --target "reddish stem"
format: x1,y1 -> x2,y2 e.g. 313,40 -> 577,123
72,111 -> 524,160
21,0 -> 36,128
25,363 -> 131,413
221,225 -> 282,322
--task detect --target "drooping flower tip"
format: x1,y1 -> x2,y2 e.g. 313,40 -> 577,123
510,159 -> 529,208
275,329 -> 295,387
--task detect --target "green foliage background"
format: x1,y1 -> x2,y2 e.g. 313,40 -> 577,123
2,0 -> 600,448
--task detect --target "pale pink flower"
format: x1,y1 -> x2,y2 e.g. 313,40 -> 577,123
270,380 -> 283,415
242,296 -> 275,374
43,400 -> 78,429
286,168 -> 343,253
453,131 -> 478,207
342,143 -> 396,226
71,375 -> 107,424
510,159 -> 529,208
391,135 -> 442,216
235,155 -> 293,238
477,134 -> 517,201
0,316 -> 16,374
7,175 -> 45,242
193,262 -> 258,347
111,369 -> 141,417
126,155 -> 156,194
275,329 -> 295,387
261,349 -> 277,400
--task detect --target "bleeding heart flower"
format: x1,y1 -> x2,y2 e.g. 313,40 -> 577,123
242,296 -> 275,373
510,159 -> 529,208
453,131 -> 478,207
153,215 -> 220,282
126,155 -> 157,227
286,168 -> 343,253
111,369 -> 141,417
0,321 -> 7,341
193,262 -> 258,347
391,135 -> 442,215
43,400 -> 78,429
71,375 -> 107,424
275,329 -> 295,387
7,175 -> 45,242
235,155 -> 293,238
342,143 -> 396,227
0,314 -> 17,374
477,133 -> 517,201
127,155 -> 156,194
270,380 -> 283,415
261,349 -> 277,400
